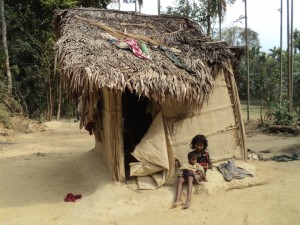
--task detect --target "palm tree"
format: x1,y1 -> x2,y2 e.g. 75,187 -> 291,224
269,47 -> 281,60
0,0 -> 12,94
279,0 -> 283,108
217,0 -> 226,40
243,0 -> 250,121
217,0 -> 236,41
205,0 -> 216,37
204,0 -> 236,39
290,0 -> 294,113
287,0 -> 292,113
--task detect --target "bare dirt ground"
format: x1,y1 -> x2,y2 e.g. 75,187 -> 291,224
1,118 -> 300,225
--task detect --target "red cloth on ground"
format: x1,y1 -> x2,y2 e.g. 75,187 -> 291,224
64,193 -> 82,202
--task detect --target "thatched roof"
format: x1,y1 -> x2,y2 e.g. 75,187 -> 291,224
53,8 -> 240,107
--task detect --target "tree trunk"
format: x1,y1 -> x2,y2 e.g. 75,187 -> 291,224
260,74 -> 264,125
290,0 -> 294,111
218,0 -> 222,41
244,0 -> 250,121
279,0 -> 283,108
206,0 -> 211,36
54,53 -> 61,121
0,0 -> 12,94
207,15 -> 211,36
157,0 -> 160,15
56,77 -> 61,121
47,68 -> 52,121
287,0 -> 293,113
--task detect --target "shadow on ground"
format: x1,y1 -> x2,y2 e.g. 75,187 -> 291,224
0,148 -> 110,207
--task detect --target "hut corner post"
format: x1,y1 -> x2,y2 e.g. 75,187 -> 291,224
228,68 -> 247,161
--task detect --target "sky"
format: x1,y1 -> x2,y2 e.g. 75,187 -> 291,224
109,0 -> 300,53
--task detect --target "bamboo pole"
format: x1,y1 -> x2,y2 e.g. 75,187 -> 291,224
227,67 -> 247,161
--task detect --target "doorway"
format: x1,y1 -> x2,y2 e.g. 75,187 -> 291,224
122,89 -> 153,179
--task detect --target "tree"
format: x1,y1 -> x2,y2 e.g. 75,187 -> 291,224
165,0 -> 220,36
157,0 -> 160,15
0,0 -> 12,94
293,29 -> 300,53
279,0 -> 283,108
217,0 -> 230,40
286,0 -> 292,113
198,0 -> 236,38
216,0 -> 236,40
244,0 -> 250,121
294,54 -> 300,116
3,0 -> 78,120
0,0 -> 130,121
222,26 -> 260,49
123,0 -> 143,12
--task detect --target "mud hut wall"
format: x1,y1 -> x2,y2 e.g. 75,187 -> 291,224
162,70 -> 243,165
94,87 -> 125,181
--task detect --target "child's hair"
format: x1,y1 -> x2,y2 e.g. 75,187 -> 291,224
190,134 -> 208,150
188,152 -> 197,160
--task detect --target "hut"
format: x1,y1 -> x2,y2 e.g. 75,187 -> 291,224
53,8 -> 246,189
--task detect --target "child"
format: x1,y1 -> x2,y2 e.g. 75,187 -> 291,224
190,134 -> 212,173
173,152 -> 206,209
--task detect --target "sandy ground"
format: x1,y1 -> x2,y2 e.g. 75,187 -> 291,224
1,120 -> 300,225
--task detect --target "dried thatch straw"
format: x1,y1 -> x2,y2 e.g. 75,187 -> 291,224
53,8 -> 242,110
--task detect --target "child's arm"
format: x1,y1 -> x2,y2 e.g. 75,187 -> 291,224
196,163 -> 205,173
206,152 -> 213,169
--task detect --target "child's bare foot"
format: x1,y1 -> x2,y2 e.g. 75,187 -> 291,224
172,201 -> 183,208
182,201 -> 190,209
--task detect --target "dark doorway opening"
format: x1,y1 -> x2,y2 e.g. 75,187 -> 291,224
122,89 -> 153,179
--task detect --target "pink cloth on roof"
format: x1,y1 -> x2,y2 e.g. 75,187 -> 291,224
124,38 -> 149,59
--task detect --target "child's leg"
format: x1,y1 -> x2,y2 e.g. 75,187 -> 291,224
173,177 -> 185,207
183,176 -> 194,209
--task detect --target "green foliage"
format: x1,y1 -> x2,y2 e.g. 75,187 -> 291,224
40,0 -> 79,9
0,81 -> 17,128
238,45 -> 280,104
164,0 -> 219,35
165,0 -> 204,21
272,101 -> 294,126
294,29 -> 300,53
293,54 -> 300,105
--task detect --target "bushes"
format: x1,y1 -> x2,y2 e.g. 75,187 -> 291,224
272,106 -> 294,126
269,101 -> 294,126
0,82 -> 22,129
0,103 -> 13,129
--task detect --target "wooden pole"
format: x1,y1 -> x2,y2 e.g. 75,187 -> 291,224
279,0 -> 283,108
245,0 -> 250,121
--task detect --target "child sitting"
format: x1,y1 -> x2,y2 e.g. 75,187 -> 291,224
189,134 -> 213,173
173,152 -> 206,209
